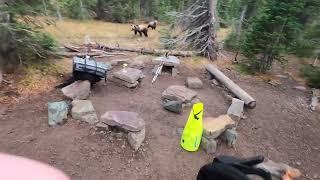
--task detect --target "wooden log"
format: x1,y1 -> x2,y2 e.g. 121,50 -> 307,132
63,44 -> 81,52
206,64 -> 256,108
93,43 -> 201,57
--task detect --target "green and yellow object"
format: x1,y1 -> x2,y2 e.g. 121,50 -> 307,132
180,102 -> 204,152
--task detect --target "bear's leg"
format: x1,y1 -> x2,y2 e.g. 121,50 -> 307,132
134,30 -> 137,35
144,31 -> 148,37
139,31 -> 142,36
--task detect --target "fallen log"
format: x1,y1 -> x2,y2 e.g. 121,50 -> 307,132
56,52 -> 114,58
63,44 -> 81,52
206,64 -> 256,108
93,43 -> 201,57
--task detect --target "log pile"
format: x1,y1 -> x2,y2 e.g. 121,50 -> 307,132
59,43 -> 200,58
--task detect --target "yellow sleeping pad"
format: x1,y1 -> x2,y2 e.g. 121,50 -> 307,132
180,102 -> 204,151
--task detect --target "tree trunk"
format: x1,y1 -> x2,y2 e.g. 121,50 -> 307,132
236,5 -> 247,43
54,0 -> 62,21
206,64 -> 256,108
42,0 -> 48,15
207,0 -> 219,60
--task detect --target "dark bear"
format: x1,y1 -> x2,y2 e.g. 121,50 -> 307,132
131,25 -> 148,37
147,20 -> 158,30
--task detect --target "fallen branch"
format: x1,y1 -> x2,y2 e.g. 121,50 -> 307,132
63,44 -> 81,52
206,64 -> 256,108
56,52 -> 114,58
92,43 -> 201,57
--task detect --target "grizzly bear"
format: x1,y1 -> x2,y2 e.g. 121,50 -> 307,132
148,20 -> 158,30
131,25 -> 148,37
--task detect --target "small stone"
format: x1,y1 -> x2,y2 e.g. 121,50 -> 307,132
71,100 -> 98,124
201,137 -> 217,154
276,75 -> 288,79
127,128 -> 145,151
223,128 -> 238,147
296,162 -> 301,166
293,86 -> 307,91
311,96 -> 319,111
186,77 -> 203,89
110,59 -> 129,66
172,68 -> 178,77
162,85 -> 197,103
96,122 -> 109,131
101,111 -> 145,132
48,101 -> 69,126
312,89 -> 320,97
203,115 -> 236,139
176,128 -> 183,137
212,79 -> 220,86
163,101 -> 183,114
227,98 -> 244,119
61,80 -> 91,100
115,132 -> 123,138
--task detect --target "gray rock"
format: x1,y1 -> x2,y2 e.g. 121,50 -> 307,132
113,68 -> 143,84
101,111 -> 145,132
201,137 -> 217,154
203,115 -> 236,139
312,89 -> 320,98
129,56 -> 149,69
110,59 -> 129,66
96,122 -> 109,131
212,79 -> 220,86
163,100 -> 183,114
127,128 -> 145,151
172,67 -> 178,77
293,86 -> 307,91
48,101 -> 69,126
186,77 -> 203,89
62,80 -> 91,100
311,96 -> 319,111
109,76 -> 139,88
71,100 -> 98,124
153,56 -> 180,67
176,128 -> 183,137
227,98 -> 244,119
223,128 -> 238,147
162,85 -> 197,103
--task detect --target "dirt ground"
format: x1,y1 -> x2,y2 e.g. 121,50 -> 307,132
0,20 -> 319,180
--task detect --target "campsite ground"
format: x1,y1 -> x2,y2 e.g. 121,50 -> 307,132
0,19 -> 319,180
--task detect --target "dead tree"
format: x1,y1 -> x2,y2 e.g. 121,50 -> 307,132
164,0 -> 219,60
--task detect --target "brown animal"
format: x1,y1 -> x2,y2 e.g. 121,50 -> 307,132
147,20 -> 158,30
131,25 -> 148,37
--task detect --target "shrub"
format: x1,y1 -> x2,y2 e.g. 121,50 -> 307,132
300,65 -> 320,88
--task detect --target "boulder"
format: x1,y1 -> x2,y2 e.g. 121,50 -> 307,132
186,77 -> 203,89
101,111 -> 145,132
71,100 -> 98,124
227,98 -> 244,119
203,115 -> 236,139
201,137 -> 217,154
153,56 -> 180,67
113,68 -> 143,84
127,128 -> 145,151
48,101 -> 69,126
163,100 -> 183,114
223,128 -> 238,147
61,80 -> 91,100
162,85 -> 197,103
109,76 -> 139,88
110,59 -> 129,66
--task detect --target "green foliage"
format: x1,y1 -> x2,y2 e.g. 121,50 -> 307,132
240,0 -> 305,72
300,65 -> 320,88
62,0 -> 97,20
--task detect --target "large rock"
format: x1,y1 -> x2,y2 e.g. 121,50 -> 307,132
113,68 -> 143,84
186,77 -> 203,89
48,101 -> 69,126
71,100 -> 98,124
127,128 -> 145,151
162,85 -> 197,103
163,100 -> 183,114
227,98 -> 244,119
201,137 -> 217,154
62,80 -> 91,100
101,111 -> 145,132
109,76 -> 139,88
203,115 -> 236,139
153,56 -> 180,67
